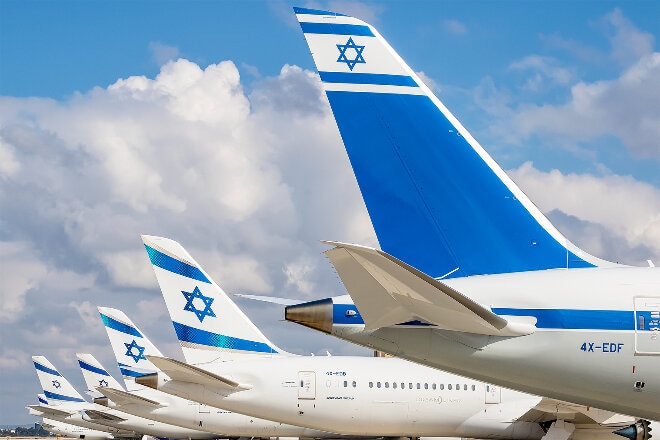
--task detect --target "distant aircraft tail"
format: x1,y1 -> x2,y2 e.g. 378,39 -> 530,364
76,353 -> 125,397
32,356 -> 86,404
98,306 -> 163,389
141,235 -> 287,364
294,7 -> 617,278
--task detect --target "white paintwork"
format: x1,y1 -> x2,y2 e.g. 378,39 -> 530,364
321,243 -> 660,421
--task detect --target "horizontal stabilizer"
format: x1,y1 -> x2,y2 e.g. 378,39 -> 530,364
96,387 -> 163,408
84,409 -> 127,422
234,294 -> 303,306
526,398 -> 636,425
324,241 -> 536,336
27,405 -> 73,418
146,355 -> 250,391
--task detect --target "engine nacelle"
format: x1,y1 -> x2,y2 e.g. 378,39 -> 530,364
614,420 -> 653,440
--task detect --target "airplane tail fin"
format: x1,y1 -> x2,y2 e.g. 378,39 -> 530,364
294,7 -> 617,278
32,356 -> 86,404
141,235 -> 286,364
98,306 -> 163,390
76,353 -> 125,397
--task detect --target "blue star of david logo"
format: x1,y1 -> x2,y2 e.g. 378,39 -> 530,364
52,380 -> 61,389
98,379 -> 109,387
124,340 -> 146,363
182,286 -> 216,323
336,37 -> 366,71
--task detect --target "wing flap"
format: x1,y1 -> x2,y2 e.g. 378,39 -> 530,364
147,355 -> 250,391
84,409 -> 127,422
324,241 -> 536,336
97,387 -> 163,408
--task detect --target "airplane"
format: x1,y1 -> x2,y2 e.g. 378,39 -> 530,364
134,234 -> 647,440
287,6 -> 660,425
32,355 -> 218,439
28,394 -> 115,440
38,417 -> 114,440
86,312 -> 349,439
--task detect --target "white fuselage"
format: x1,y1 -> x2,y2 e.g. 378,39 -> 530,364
40,417 -> 115,440
103,384 -> 337,438
44,399 -> 216,439
155,355 -> 546,438
329,266 -> 660,421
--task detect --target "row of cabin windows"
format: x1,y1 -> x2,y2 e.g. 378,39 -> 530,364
359,381 -> 476,391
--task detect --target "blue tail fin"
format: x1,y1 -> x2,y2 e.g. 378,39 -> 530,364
294,7 -> 617,278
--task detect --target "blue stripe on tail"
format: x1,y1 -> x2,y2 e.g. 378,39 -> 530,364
173,321 -> 277,354
144,244 -> 211,283
101,313 -> 143,337
34,362 -> 61,377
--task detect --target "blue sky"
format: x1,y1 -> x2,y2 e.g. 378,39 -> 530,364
1,0 -> 659,425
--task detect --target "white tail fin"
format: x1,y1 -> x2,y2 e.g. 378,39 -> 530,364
141,235 -> 286,364
76,353 -> 125,397
32,356 -> 86,404
98,306 -> 163,390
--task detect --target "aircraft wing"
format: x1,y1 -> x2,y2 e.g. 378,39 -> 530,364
96,387 -> 163,408
526,398 -> 636,425
84,409 -> 127,422
323,241 -> 536,336
27,404 -> 74,418
146,355 -> 251,391
234,294 -> 303,306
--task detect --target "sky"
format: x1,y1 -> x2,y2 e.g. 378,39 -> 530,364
1,0 -> 659,426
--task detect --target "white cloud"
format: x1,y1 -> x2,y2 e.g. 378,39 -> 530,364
442,19 -> 467,35
510,162 -> 660,263
601,8 -> 655,67
149,42 -> 180,66
511,52 -> 660,158
509,55 -> 574,90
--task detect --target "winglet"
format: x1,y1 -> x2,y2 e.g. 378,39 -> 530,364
323,241 -> 536,336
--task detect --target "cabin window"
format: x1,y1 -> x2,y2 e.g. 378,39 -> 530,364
456,384 -> 460,390
448,384 -> 452,390
369,382 -> 373,388
464,384 -> 468,391
440,384 -> 444,390
385,382 -> 389,388
352,381 -> 357,388
343,380 -> 347,388
471,385 -> 476,391
432,383 -> 436,390
416,383 -> 420,389
377,382 -> 381,388
424,383 -> 428,390
393,382 -> 397,389
409,383 -> 413,389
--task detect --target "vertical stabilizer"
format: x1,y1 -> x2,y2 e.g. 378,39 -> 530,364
141,235 -> 287,365
76,353 -> 125,397
294,7 -> 618,278
32,356 -> 86,404
98,307 -> 163,390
